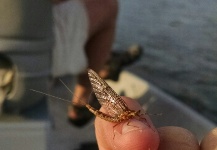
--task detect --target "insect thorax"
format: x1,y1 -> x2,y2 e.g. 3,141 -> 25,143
118,110 -> 141,120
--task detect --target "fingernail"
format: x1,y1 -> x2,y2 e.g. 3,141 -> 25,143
122,119 -> 149,134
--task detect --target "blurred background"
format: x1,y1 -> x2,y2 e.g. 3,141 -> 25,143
114,0 -> 217,124
0,0 -> 216,149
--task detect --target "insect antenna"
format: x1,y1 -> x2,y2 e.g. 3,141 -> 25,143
59,79 -> 92,105
30,89 -> 70,103
30,89 -> 86,106
30,79 -> 88,106
59,79 -> 74,94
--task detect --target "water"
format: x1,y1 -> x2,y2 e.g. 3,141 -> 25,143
114,0 -> 217,123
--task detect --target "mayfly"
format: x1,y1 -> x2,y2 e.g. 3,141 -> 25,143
87,69 -> 148,123
31,69 -> 148,124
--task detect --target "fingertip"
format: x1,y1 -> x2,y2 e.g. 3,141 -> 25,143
114,119 -> 159,150
158,126 -> 199,150
95,96 -> 160,150
200,127 -> 217,150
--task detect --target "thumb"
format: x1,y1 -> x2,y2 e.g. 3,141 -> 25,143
95,97 -> 160,150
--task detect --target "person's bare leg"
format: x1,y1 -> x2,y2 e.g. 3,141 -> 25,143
84,0 -> 118,71
69,0 -> 118,119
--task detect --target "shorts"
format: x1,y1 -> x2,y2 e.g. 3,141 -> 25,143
52,0 -> 88,77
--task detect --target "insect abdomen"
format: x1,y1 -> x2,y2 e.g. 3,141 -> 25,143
85,104 -> 122,123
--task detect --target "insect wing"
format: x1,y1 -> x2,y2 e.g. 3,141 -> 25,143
88,69 -> 129,117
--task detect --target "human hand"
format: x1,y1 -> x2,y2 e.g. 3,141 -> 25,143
94,97 -> 217,150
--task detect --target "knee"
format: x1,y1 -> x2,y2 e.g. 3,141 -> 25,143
98,0 -> 118,28
84,0 -> 118,22
83,0 -> 118,35
106,0 -> 119,21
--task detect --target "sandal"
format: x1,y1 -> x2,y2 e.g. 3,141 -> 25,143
100,44 -> 142,81
67,94 -> 100,127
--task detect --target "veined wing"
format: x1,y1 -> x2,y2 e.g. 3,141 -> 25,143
88,69 -> 129,117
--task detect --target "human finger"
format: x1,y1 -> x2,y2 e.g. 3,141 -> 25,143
95,96 -> 160,150
158,126 -> 199,150
200,127 -> 217,150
